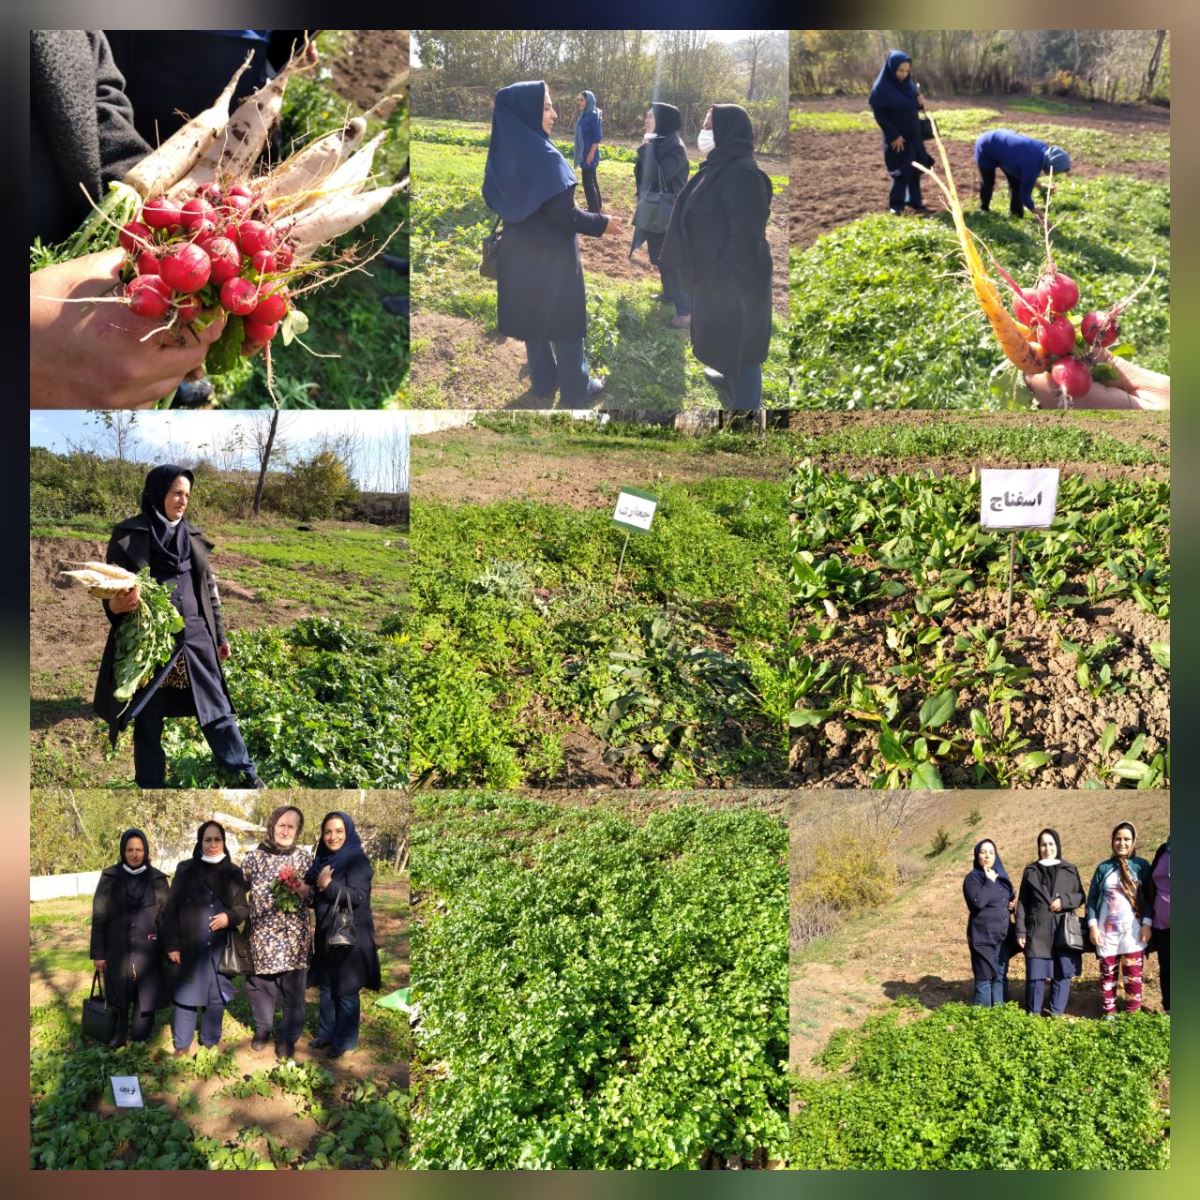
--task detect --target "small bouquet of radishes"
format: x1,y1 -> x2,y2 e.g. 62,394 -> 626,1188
38,38 -> 404,397
270,864 -> 307,913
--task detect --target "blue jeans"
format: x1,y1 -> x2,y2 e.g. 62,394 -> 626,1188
134,697 -> 255,788
1027,956 -> 1073,1016
173,972 -> 226,1049
317,984 -> 361,1051
525,339 -> 591,403
888,167 -> 924,211
645,232 -> 692,316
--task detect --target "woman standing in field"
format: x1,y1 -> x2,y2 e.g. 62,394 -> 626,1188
90,828 -> 169,1046
867,50 -> 931,216
1142,837 -> 1170,1013
242,806 -> 314,1061
1015,828 -> 1085,1016
483,80 -> 620,404
630,101 -> 691,327
573,89 -> 604,214
659,104 -> 773,412
162,821 -> 249,1055
93,464 -> 263,790
1086,822 -> 1153,1019
306,812 -> 381,1058
962,838 -> 1015,1007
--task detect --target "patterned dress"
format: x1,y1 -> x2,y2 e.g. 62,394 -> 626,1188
241,846 -> 314,973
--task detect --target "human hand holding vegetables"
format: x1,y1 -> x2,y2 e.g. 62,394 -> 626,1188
1026,352 -> 1170,411
109,584 -> 141,614
30,249 -> 225,408
218,642 -> 231,663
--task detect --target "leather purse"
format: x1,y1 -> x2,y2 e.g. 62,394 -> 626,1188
1055,910 -> 1085,953
327,888 -> 356,958
480,214 -> 502,279
918,114 -> 934,140
82,970 -> 120,1043
633,157 -> 676,235
218,924 -> 254,977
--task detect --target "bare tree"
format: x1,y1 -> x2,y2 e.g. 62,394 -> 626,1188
252,409 -> 282,517
83,411 -> 142,463
1143,29 -> 1167,99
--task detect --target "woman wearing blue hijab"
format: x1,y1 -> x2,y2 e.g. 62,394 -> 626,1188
963,838 -> 1015,1006
483,80 -> 619,404
573,89 -> 604,213
305,811 -> 381,1058
868,50 -> 931,215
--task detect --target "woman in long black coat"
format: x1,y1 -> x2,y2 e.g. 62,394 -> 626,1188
163,821 -> 249,1054
867,50 -> 931,215
963,838 -> 1015,1007
90,828 -> 169,1046
659,104 -> 773,412
1014,828 -> 1085,1016
483,80 -> 617,405
630,102 -> 691,323
92,464 -> 262,790
305,811 -> 381,1058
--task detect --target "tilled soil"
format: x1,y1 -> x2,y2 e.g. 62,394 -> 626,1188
790,95 -> 1169,248
327,29 -> 409,117
788,587 -> 1169,790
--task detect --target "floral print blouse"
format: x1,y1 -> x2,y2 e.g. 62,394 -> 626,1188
242,846 -> 314,974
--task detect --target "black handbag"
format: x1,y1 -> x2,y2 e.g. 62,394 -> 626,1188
82,970 -> 120,1043
480,214 -> 502,279
326,888 -> 356,959
218,924 -> 254,978
918,115 -> 934,140
633,156 -> 676,235
1055,910 -> 1085,954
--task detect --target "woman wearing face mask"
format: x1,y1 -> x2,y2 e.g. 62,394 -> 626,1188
90,828 -> 170,1046
162,821 -> 249,1055
1086,822 -> 1153,1019
867,50 -> 931,216
573,90 -> 604,214
659,104 -> 773,412
93,464 -> 262,790
963,838 -> 1015,1007
630,102 -> 691,327
483,81 -> 621,404
1015,828 -> 1085,1016
305,812 -> 381,1058
241,806 -> 314,1061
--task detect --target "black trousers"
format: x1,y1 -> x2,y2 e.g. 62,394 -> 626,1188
245,969 -> 307,1051
1156,929 -> 1171,1011
133,688 -> 255,787
979,166 -> 1025,217
581,166 -> 602,214
111,981 -> 155,1045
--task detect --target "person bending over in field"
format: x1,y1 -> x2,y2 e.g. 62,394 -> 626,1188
94,464 -> 263,789
974,128 -> 1070,219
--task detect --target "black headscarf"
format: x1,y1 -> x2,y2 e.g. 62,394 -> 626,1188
650,101 -> 682,141
1036,827 -> 1063,863
869,50 -> 919,114
192,819 -> 229,894
260,805 -> 305,855
118,827 -> 154,906
966,838 -> 1011,889
140,464 -> 194,574
708,104 -> 756,164
305,811 -> 368,886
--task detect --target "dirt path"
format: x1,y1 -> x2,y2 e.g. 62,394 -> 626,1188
790,95 -> 1168,247
789,789 -> 1170,1075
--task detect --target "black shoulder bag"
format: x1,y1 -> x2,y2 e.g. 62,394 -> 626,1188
480,214 -> 503,279
82,970 -> 120,1043
327,887 -> 357,959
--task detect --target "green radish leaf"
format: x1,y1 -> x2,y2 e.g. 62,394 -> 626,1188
910,762 -> 944,790
969,708 -> 990,738
1099,722 -> 1117,756
789,708 -> 831,728
1112,758 -> 1152,781
1150,642 -> 1170,670
918,689 -> 956,730
878,723 -> 910,767
1021,751 -> 1053,770
205,315 -> 244,375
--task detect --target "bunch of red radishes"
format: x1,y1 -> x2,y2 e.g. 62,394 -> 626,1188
1010,270 -> 1121,398
118,183 -> 292,359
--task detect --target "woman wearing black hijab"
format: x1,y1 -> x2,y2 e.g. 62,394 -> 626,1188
483,80 -> 620,404
963,838 -> 1015,1007
162,821 -> 249,1054
305,812 -> 381,1058
660,104 -> 773,412
92,464 -> 262,789
90,828 -> 169,1046
630,102 -> 691,324
867,50 -> 931,215
1015,828 -> 1085,1016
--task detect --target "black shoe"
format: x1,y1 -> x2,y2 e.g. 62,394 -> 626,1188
382,254 -> 409,275
239,773 -> 267,790
382,295 -> 410,317
172,378 -> 214,407
326,1046 -> 348,1060
276,1043 -> 295,1061
251,1034 -> 270,1052
888,207 -> 904,216
906,204 -> 931,213
310,1039 -> 332,1050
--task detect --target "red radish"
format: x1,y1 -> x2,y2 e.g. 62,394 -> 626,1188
1036,315 -> 1076,357
1041,272 -> 1079,315
251,250 -> 277,275
175,296 -> 203,323
240,338 -> 267,357
1081,310 -> 1119,348
225,192 -> 253,217
180,196 -> 216,230
235,220 -> 277,257
142,196 -> 183,229
206,236 -> 242,284
125,275 -> 172,319
220,276 -> 259,315
159,243 -> 212,293
135,250 -> 162,276
243,318 -> 279,343
1051,356 -> 1093,398
251,289 -> 289,324
1012,286 -> 1047,326
228,184 -> 253,200
119,220 -> 152,253
274,245 -> 295,269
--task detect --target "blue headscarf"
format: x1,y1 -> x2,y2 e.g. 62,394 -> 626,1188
483,80 -> 577,223
968,838 -> 1011,888
869,50 -> 919,114
305,810 -> 369,885
574,89 -> 597,168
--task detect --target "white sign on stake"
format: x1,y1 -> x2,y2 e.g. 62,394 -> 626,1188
110,1075 -> 144,1108
979,469 -> 1060,531
612,489 -> 658,533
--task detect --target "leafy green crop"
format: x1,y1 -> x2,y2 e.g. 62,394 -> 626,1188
410,797 -> 789,1169
791,999 -> 1170,1169
112,569 -> 184,709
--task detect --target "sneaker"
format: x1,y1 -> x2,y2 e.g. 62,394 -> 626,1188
652,292 -> 671,303
670,313 -> 691,329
